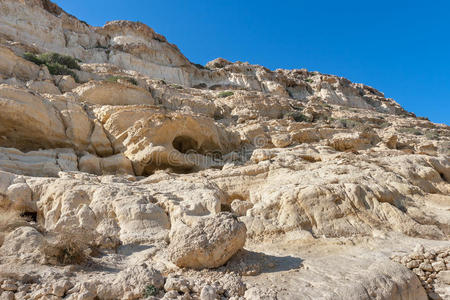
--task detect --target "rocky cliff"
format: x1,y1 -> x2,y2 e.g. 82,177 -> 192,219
0,1 -> 449,299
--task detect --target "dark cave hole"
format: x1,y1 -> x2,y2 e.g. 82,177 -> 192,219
21,211 -> 37,222
221,204 -> 232,212
172,135 -> 198,154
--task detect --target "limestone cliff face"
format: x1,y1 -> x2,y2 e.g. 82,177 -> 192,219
0,0 -> 409,114
0,1 -> 449,299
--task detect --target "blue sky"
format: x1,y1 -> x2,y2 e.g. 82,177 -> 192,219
53,0 -> 449,125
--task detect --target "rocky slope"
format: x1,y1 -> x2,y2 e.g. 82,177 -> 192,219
0,1 -> 449,299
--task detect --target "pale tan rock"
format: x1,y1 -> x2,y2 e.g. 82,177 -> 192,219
0,147 -> 76,177
55,75 -> 78,93
74,81 -> 154,105
79,154 -> 101,175
26,80 -> 61,95
0,291 -> 14,300
432,261 -> 446,272
168,213 -> 247,269
6,182 -> 33,211
328,132 -> 374,151
109,264 -> 164,298
271,134 -> 291,148
0,227 -> 45,263
199,285 -> 218,300
0,1 -> 448,299
417,143 -> 438,156
101,153 -> 134,175
439,270 -> 450,284
0,280 -> 17,292
0,84 -> 67,151
386,135 -> 398,149
164,276 -> 191,294
420,262 -> 434,272
0,47 -> 40,81
230,199 -> 253,217
90,120 -> 113,157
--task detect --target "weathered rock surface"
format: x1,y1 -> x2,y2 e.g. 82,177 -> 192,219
74,80 -> 155,106
168,213 -> 247,269
0,0 -> 448,299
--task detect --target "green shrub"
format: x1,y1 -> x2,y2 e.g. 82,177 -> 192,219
106,76 -> 138,86
143,285 -> 158,297
46,63 -> 79,83
23,52 -> 81,82
304,78 -> 313,83
38,52 -> 81,70
169,84 -> 183,89
218,91 -> 234,98
23,52 -> 45,65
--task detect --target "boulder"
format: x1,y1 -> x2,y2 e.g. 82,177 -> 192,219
26,80 -> 61,94
55,75 -> 78,93
168,212 -> 246,269
0,226 -> 46,263
107,264 -> 164,299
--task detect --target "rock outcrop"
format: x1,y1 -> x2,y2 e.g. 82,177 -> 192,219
0,0 -> 448,299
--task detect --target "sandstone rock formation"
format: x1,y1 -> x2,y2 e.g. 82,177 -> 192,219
168,213 -> 247,269
0,1 -> 449,299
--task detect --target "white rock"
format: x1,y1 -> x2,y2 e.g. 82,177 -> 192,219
168,213 -> 246,269
200,285 -> 218,300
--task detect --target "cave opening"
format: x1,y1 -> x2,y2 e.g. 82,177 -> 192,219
172,135 -> 198,154
20,211 -> 37,222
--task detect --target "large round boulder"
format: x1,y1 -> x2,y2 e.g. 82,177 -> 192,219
168,212 -> 246,269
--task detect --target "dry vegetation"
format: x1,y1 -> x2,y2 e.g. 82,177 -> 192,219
42,231 -> 91,265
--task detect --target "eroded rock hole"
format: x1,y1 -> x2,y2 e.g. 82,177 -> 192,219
20,211 -> 37,222
172,135 -> 198,153
221,204 -> 232,212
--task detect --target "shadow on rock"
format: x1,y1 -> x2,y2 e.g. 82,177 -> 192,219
224,249 -> 303,276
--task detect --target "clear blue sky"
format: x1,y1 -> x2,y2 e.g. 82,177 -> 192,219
53,0 -> 449,125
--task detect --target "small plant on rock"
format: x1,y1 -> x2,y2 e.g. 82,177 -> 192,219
46,63 -> 80,82
218,91 -> 234,98
169,84 -> 183,89
143,284 -> 158,297
43,231 -> 90,265
23,52 -> 81,82
23,52 -> 45,65
38,52 -> 81,70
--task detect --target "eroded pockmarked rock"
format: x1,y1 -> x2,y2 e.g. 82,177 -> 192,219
0,0 -> 449,299
168,212 -> 247,269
